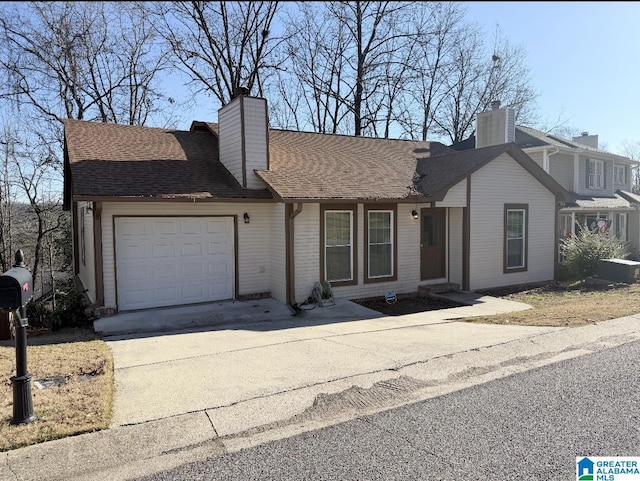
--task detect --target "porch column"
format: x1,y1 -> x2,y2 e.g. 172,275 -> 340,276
573,153 -> 580,192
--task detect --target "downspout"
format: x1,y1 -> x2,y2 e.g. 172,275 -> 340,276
92,202 -> 104,306
286,202 -> 303,311
542,148 -> 560,173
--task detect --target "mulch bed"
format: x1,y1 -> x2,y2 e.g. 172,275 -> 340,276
353,295 -> 464,316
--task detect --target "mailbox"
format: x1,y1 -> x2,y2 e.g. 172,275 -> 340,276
0,266 -> 33,311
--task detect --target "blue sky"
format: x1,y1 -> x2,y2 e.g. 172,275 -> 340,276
462,1 -> 640,154
173,1 -> 639,155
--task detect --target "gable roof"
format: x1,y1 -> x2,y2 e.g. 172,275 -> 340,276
64,119 -> 570,207
453,126 -> 635,163
414,143 -> 571,202
63,119 -> 271,207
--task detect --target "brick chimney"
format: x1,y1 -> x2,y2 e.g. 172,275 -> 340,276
475,100 -> 515,148
572,131 -> 599,149
218,88 -> 269,190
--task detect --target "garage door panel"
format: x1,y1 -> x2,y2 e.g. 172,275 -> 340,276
153,243 -> 177,258
119,220 -> 148,236
153,220 -> 177,235
181,219 -> 204,234
181,243 -> 204,256
116,217 -> 235,311
121,242 -> 150,260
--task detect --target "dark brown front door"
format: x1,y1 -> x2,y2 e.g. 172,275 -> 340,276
420,208 -> 446,280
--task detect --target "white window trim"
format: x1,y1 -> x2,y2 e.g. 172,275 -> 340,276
324,210 -> 353,282
588,159 -> 604,190
506,208 -> 526,270
367,210 -> 394,279
614,165 -> 626,185
616,213 -> 628,241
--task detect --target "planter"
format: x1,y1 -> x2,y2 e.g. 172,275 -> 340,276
317,296 -> 335,307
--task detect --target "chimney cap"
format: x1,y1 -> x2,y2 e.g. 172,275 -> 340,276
491,100 -> 501,110
233,86 -> 250,99
581,131 -> 589,136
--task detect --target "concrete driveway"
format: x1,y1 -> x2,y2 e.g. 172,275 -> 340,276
99,293 -> 561,435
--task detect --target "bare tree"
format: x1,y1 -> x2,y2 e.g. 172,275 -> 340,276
432,23 -> 539,144
154,1 -> 282,108
621,139 -> 640,194
396,3 -> 464,141
275,2 -> 352,134
0,1 -> 171,126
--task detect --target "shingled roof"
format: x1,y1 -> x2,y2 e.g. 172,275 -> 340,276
453,126 -> 634,162
63,119 -> 272,207
256,129 -> 453,201
64,119 -> 569,207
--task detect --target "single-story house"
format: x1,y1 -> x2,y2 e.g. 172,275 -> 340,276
63,92 -> 570,314
453,102 -> 640,259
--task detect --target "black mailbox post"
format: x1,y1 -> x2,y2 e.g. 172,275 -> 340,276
0,250 -> 36,425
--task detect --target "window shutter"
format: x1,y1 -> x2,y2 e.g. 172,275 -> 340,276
585,159 -> 590,188
603,162 -> 607,189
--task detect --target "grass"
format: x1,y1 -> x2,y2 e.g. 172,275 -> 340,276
0,279 -> 639,452
469,280 -> 640,327
0,327 -> 113,452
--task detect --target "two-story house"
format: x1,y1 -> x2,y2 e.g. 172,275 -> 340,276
454,102 -> 640,259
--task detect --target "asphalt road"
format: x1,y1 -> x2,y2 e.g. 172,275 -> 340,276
138,340 -> 640,480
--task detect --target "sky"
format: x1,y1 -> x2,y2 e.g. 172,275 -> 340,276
461,1 -> 640,155
173,1 -> 640,156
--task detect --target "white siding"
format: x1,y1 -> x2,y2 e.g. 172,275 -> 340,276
218,96 -> 268,190
548,152 -> 575,192
448,207 -> 464,286
468,153 -> 556,290
476,108 -> 515,147
101,202 -> 273,309
217,100 -> 244,186
439,179 -> 467,207
292,203 -> 320,303
270,203 -> 287,303
242,97 -> 269,190
77,201 -> 96,303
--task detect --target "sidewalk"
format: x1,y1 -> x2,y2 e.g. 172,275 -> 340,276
2,295 -> 640,481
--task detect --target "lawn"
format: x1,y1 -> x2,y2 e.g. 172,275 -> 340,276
1,279 -> 639,452
0,327 -> 113,452
469,280 -> 640,327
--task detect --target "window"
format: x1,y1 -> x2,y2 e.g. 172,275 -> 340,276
616,213 -> 628,241
614,165 -> 626,185
365,207 -> 396,281
588,159 -> 605,190
323,207 -> 356,284
504,204 -> 527,272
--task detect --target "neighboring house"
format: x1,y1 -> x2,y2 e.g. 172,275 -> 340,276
63,92 -> 570,314
454,102 -> 640,258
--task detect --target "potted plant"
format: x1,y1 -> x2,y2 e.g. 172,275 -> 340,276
314,281 -> 335,307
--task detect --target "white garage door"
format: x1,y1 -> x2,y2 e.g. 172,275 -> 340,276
115,217 -> 235,311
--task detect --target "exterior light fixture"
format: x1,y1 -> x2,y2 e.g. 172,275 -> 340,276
243,212 -> 250,224
411,210 -> 419,219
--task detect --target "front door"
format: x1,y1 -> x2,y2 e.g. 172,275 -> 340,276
420,208 -> 446,280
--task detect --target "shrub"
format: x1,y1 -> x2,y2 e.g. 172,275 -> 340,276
25,280 -> 92,331
560,223 -> 630,279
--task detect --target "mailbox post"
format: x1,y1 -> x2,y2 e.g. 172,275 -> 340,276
0,250 -> 36,425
